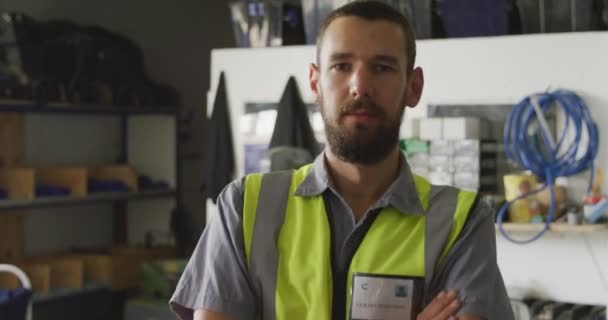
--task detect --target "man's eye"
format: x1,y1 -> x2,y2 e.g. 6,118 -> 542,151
373,64 -> 393,72
332,63 -> 350,72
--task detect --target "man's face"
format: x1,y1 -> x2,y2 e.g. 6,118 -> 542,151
310,16 -> 423,165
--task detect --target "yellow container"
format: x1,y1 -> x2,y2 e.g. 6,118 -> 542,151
503,174 -> 541,223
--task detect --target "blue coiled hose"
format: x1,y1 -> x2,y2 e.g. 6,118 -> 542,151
498,90 -> 599,244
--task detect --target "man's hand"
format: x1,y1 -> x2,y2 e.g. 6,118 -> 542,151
417,290 -> 461,320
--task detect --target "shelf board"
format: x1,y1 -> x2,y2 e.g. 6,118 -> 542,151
497,223 -> 608,233
0,189 -> 176,211
0,99 -> 177,115
33,285 -> 109,304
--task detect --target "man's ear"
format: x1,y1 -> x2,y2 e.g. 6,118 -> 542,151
405,67 -> 424,108
309,63 -> 320,100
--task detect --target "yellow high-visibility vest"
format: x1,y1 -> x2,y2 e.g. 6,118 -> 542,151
242,164 -> 477,320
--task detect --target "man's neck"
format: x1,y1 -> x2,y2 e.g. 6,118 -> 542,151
325,147 -> 402,222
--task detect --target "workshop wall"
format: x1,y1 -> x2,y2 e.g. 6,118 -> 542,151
207,32 -> 608,306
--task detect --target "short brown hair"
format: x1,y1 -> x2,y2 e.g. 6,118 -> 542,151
316,0 -> 417,73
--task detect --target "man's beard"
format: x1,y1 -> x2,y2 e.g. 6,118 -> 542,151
321,98 -> 404,165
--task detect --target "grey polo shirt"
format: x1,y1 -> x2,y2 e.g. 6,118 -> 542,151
170,152 -> 514,320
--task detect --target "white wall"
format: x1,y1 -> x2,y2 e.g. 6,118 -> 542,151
497,229 -> 608,306
208,32 -> 608,181
208,32 -> 608,307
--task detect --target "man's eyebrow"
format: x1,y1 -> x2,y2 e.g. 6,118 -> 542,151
329,53 -> 400,65
373,55 -> 399,66
329,52 -> 354,61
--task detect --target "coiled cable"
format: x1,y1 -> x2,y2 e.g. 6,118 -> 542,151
498,90 -> 599,244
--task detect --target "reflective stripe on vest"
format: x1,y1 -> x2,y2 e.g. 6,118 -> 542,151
243,164 -> 477,320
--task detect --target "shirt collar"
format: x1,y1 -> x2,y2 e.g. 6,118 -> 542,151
294,152 -> 330,197
294,150 -> 426,215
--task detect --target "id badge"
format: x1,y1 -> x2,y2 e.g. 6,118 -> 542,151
349,273 -> 423,320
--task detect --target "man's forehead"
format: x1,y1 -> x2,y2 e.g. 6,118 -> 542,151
318,16 -> 407,64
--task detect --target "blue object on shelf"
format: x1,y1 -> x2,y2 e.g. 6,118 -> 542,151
0,287 -> 32,320
586,198 -> 608,223
0,188 -> 8,199
88,179 -> 131,193
35,185 -> 71,197
138,176 -> 170,191
436,0 -> 510,37
301,0 -> 334,44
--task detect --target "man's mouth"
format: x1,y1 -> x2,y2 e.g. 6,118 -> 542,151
343,109 -> 381,120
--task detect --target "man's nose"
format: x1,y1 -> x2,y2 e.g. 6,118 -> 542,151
349,66 -> 373,99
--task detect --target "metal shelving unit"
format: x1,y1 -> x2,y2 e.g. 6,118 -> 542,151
0,100 -> 177,115
0,100 -> 181,244
0,189 -> 177,210
497,223 -> 608,233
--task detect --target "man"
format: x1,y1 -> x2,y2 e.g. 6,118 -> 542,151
171,1 -> 514,320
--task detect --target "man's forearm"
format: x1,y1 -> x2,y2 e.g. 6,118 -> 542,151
194,309 -> 233,320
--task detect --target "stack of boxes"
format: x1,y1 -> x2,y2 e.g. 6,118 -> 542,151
402,117 -> 503,194
400,138 -> 430,178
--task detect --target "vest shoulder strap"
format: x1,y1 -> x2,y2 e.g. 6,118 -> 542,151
244,170 -> 294,320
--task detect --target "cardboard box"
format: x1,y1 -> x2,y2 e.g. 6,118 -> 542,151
0,168 -> 35,199
419,118 -> 443,140
0,114 -> 25,167
29,255 -> 84,290
442,117 -> 482,140
0,270 -> 19,289
0,212 -> 24,262
79,246 -> 176,291
89,164 -> 138,192
50,257 -> 83,289
22,263 -> 51,294
81,254 -> 138,291
36,167 -> 87,197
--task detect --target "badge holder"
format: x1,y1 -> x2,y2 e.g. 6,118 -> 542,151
349,273 -> 424,320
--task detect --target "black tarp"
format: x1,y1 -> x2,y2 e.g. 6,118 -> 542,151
203,71 -> 234,203
269,76 -> 320,156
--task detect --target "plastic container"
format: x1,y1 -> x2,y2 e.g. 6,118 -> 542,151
517,0 -> 605,33
265,0 -> 284,46
375,0 -> 434,39
248,1 -> 269,47
453,140 -> 480,157
503,174 -> 540,223
406,152 -> 429,167
429,155 -> 452,173
436,0 -> 510,37
301,0 -> 334,44
454,172 -> 479,191
430,140 -> 453,156
453,155 -> 480,172
230,0 -> 285,48
604,0 -> 608,28
230,1 -> 250,47
429,170 -> 453,186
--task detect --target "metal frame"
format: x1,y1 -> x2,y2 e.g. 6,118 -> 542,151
0,102 -> 181,246
0,102 -> 177,115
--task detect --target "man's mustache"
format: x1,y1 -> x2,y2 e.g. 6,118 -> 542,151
339,100 -> 385,118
